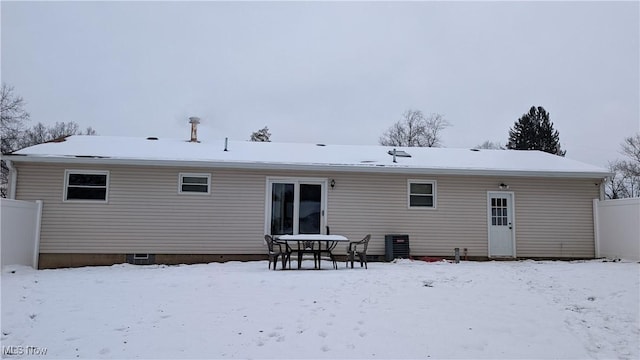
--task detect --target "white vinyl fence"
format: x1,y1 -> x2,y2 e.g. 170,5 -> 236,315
594,198 -> 640,261
1,199 -> 42,268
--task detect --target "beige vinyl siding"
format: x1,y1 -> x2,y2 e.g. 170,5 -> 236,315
329,175 -> 599,257
16,164 -> 267,254
327,174 -> 490,257
15,163 -> 600,258
513,178 -> 599,257
326,174 -> 599,258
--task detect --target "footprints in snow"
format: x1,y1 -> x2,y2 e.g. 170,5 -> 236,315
255,329 -> 284,346
354,319 -> 367,338
253,314 -> 367,353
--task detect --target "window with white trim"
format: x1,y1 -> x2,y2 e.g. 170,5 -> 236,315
408,180 -> 436,208
64,170 -> 109,202
179,173 -> 211,194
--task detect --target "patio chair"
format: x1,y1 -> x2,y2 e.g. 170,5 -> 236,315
315,226 -> 338,269
264,235 -> 292,270
346,234 -> 371,269
297,240 -> 319,269
318,240 -> 338,270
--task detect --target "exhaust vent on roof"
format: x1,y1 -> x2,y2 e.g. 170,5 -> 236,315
387,150 -> 411,157
189,116 -> 200,143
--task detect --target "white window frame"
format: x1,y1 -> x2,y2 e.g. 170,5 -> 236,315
407,179 -> 437,209
178,173 -> 211,195
63,170 -> 110,203
264,177 -> 328,236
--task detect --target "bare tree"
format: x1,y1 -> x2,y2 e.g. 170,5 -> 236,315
606,133 -> 640,199
20,121 -> 95,148
1,83 -> 99,197
1,84 -> 30,155
379,110 -> 451,147
619,133 -> 640,174
1,84 -> 30,197
3,120 -> 98,198
250,126 -> 271,142
19,122 -> 49,148
474,140 -> 505,150
47,121 -> 80,140
606,162 -> 633,199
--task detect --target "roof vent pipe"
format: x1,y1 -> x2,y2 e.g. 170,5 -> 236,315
189,117 -> 200,143
224,137 -> 228,152
393,148 -> 397,163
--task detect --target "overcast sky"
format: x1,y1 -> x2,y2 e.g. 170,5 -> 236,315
2,1 -> 638,167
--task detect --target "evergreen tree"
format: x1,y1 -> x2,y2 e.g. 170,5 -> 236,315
250,126 -> 271,142
507,106 -> 566,156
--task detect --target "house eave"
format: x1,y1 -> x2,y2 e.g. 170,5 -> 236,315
3,154 -> 611,179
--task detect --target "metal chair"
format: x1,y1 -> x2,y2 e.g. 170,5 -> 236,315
318,240 -> 338,269
346,234 -> 371,269
317,225 -> 338,269
264,235 -> 291,270
297,240 -> 319,269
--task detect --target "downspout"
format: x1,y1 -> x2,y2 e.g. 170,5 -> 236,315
593,177 -> 607,258
7,160 -> 17,199
592,198 -> 601,258
33,200 -> 43,269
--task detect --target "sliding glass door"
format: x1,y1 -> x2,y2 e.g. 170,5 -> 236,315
267,178 -> 326,236
298,184 -> 322,234
270,183 -> 295,235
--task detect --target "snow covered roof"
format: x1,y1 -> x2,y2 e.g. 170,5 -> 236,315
6,135 -> 610,178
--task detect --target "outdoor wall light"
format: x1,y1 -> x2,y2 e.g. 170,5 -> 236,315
330,179 -> 336,189
499,183 -> 509,190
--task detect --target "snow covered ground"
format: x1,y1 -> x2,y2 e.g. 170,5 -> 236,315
1,259 -> 638,359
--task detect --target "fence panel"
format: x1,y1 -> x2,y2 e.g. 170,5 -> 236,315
1,199 -> 42,268
595,198 -> 640,261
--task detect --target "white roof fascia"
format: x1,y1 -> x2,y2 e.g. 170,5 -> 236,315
4,154 -> 612,179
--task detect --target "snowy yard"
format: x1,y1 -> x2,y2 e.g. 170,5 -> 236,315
1,259 -> 638,359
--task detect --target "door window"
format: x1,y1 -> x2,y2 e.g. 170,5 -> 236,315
270,183 -> 295,235
299,184 -> 322,234
491,198 -> 509,226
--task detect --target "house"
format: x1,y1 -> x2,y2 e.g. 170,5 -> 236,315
4,127 -> 610,268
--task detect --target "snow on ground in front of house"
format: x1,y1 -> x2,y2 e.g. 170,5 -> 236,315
1,260 -> 638,359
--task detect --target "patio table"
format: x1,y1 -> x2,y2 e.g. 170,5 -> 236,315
277,234 -> 349,269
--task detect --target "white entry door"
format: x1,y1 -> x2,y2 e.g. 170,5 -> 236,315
487,192 -> 515,258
